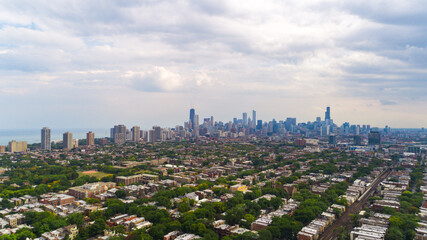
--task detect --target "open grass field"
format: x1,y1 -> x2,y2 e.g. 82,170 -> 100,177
78,170 -> 111,179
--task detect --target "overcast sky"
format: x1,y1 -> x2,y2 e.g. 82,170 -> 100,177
0,0 -> 426,129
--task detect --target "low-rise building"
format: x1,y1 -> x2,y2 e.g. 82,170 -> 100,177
68,182 -> 116,199
230,184 -> 248,193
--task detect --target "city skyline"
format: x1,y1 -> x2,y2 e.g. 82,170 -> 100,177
1,106 -> 424,146
0,105 -> 424,132
1,1 -> 427,129
1,2 -> 426,239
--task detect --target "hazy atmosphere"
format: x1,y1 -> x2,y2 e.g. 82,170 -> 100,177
1,0 -> 426,129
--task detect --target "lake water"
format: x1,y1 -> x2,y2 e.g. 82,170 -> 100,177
0,128 -> 109,145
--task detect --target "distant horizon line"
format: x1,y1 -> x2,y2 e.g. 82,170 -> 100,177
0,127 -> 425,133
0,127 -> 426,131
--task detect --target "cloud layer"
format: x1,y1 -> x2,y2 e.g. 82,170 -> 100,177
0,0 -> 426,128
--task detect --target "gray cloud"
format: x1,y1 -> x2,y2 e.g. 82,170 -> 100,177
0,0 -> 426,128
380,100 -> 397,106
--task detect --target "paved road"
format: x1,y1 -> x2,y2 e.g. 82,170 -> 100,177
318,168 -> 392,240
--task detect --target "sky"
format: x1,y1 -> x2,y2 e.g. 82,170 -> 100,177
0,0 -> 426,129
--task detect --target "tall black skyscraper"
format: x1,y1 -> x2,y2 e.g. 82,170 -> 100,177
325,106 -> 331,121
189,108 -> 195,129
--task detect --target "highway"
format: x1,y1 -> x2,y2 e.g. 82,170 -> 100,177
318,168 -> 392,240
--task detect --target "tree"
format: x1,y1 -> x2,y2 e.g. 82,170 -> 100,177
244,214 -> 255,223
197,183 -> 209,191
0,234 -> 14,240
67,212 -> 85,227
89,219 -> 107,237
385,226 -> 404,240
148,224 -> 166,240
85,198 -> 100,204
333,208 -> 341,217
270,197 -> 283,210
76,227 -> 89,240
111,225 -> 126,234
166,220 -> 182,232
237,231 -> 258,240
258,230 -> 272,240
115,189 -> 127,199
335,227 -> 348,240
89,210 -> 104,221
105,203 -> 126,218
258,198 -> 270,209
101,175 -> 114,182
178,199 -> 191,213
225,204 -> 246,225
350,214 -> 360,227
190,222 -> 207,236
0,198 -> 13,209
202,230 -> 219,240
15,228 -> 36,240
156,196 -> 171,208
267,215 -> 302,240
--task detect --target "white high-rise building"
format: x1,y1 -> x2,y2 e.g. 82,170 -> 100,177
242,112 -> 248,126
194,115 -> 199,137
41,127 -> 51,151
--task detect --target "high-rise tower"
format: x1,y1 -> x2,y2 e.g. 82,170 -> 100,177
41,127 -> 51,151
87,131 -> 95,146
189,108 -> 195,129
325,106 -> 331,121
131,126 -> 141,142
252,110 -> 256,128
111,125 -> 126,145
63,132 -> 73,150
194,115 -> 199,137
242,112 -> 248,126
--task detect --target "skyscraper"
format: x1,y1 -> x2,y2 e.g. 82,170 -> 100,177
257,120 -> 263,130
41,127 -> 51,151
325,106 -> 331,121
189,108 -> 195,129
148,129 -> 155,142
131,126 -> 141,142
111,125 -> 126,145
87,131 -> 95,146
194,115 -> 199,137
233,118 -> 238,125
285,118 -> 296,131
153,126 -> 162,141
242,112 -> 248,126
252,110 -> 256,128
368,131 -> 381,145
63,132 -> 73,150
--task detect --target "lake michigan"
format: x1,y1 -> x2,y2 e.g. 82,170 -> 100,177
0,128 -> 109,145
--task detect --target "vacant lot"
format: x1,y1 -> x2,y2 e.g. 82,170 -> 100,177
78,170 -> 111,179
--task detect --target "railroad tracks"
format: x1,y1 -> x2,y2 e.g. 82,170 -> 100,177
318,168 -> 392,240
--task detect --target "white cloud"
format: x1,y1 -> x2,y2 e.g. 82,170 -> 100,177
0,0 -> 426,128
127,67 -> 183,92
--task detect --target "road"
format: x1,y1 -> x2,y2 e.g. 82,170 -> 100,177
318,168 -> 392,240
